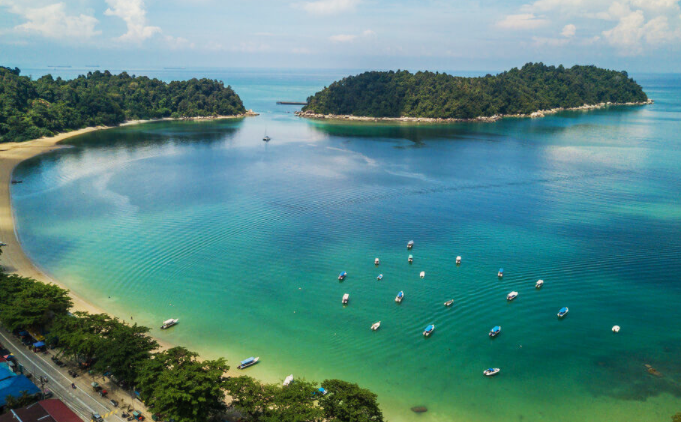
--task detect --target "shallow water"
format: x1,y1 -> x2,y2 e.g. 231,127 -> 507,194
11,69 -> 681,421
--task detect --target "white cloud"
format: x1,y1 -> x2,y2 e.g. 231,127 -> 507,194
104,0 -> 161,42
533,36 -> 570,46
292,47 -> 313,54
497,13 -> 550,29
602,8 -> 681,54
165,35 -> 194,50
561,23 -> 576,36
295,0 -> 360,15
0,1 -> 100,40
329,29 -> 376,42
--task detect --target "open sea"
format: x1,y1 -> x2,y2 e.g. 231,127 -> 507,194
10,68 -> 681,422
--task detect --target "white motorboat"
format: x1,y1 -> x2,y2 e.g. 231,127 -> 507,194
395,291 -> 404,303
423,324 -> 435,337
371,321 -> 381,331
498,268 -> 504,278
283,374 -> 294,386
507,291 -> 518,301
420,271 -> 425,278
160,318 -> 179,330
612,325 -> 620,333
342,293 -> 349,304
456,256 -> 461,264
444,299 -> 454,307
483,368 -> 500,376
536,279 -> 544,288
407,240 -> 414,249
375,258 -> 380,265
377,274 -> 383,280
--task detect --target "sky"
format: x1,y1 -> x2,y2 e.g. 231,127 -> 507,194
1,0 -> 680,73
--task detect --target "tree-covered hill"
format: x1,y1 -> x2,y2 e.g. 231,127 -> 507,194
302,63 -> 648,119
0,66 -> 247,143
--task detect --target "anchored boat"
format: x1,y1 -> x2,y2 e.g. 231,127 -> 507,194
489,326 -> 501,337
377,274 -> 383,280
498,268 -> 504,278
160,318 -> 178,330
483,368 -> 500,376
338,271 -> 347,281
536,279 -> 544,288
395,291 -> 404,303
612,325 -> 620,333
375,257 -> 380,265
507,291 -> 518,301
237,357 -> 260,369
423,324 -> 435,337
420,271 -> 425,278
408,254 -> 413,263
371,321 -> 381,331
407,240 -> 414,249
342,293 -> 350,304
456,256 -> 462,265
444,299 -> 454,307
557,307 -> 569,318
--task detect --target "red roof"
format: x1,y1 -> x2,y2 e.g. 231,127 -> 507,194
0,399 -> 82,422
38,400 -> 82,422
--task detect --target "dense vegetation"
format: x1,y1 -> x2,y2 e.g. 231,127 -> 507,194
0,266 -> 383,422
303,63 -> 648,119
0,66 -> 246,143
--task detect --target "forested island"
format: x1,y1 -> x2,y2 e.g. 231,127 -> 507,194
300,63 -> 650,121
0,66 -> 247,143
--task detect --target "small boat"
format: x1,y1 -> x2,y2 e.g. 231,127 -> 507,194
420,271 -> 425,278
338,271 -> 347,281
489,326 -> 501,337
557,307 -> 569,318
283,374 -> 294,386
263,135 -> 271,142
444,299 -> 454,307
371,321 -> 381,331
612,325 -> 620,333
483,368 -> 500,376
407,240 -> 414,249
498,268 -> 504,278
395,291 -> 404,303
160,318 -> 179,330
536,279 -> 544,288
377,274 -> 383,280
375,258 -> 380,265
237,357 -> 260,369
408,254 -> 413,263
342,293 -> 349,304
507,291 -> 518,301
456,256 -> 461,265
423,324 -> 435,337
10,180 -> 23,184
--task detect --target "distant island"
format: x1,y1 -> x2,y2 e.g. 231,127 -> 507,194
298,63 -> 650,122
0,66 -> 247,143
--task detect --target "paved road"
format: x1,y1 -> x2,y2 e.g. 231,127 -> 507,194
0,329 -> 132,422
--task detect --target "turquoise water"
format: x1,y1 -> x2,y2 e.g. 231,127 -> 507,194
11,70 -> 681,421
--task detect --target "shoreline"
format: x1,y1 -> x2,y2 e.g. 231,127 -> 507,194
0,113 -> 256,358
295,99 -> 653,124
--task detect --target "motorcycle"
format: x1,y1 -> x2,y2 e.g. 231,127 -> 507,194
71,383 -> 76,389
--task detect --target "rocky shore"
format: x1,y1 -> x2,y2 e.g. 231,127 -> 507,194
295,99 -> 653,124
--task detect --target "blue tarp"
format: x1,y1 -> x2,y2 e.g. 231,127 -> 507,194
33,341 -> 45,348
0,363 -> 14,381
0,374 -> 40,406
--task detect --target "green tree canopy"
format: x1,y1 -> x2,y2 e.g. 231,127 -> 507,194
319,379 -> 384,422
0,66 -> 247,143
0,277 -> 72,330
136,347 -> 229,422
303,63 -> 648,119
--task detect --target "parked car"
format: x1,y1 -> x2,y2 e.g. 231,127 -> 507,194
110,399 -> 119,407
92,413 -> 104,422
